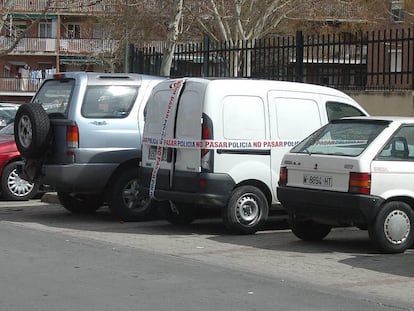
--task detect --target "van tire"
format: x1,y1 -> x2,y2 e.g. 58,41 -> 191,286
291,219 -> 332,241
14,103 -> 50,158
107,167 -> 155,221
160,201 -> 197,225
223,186 -> 269,234
368,201 -> 414,253
57,192 -> 103,213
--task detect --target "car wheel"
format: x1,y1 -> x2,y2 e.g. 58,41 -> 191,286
222,185 -> 269,234
291,218 -> 332,241
0,161 -> 39,201
368,201 -> 414,253
159,201 -> 197,225
57,192 -> 103,213
14,103 -> 50,158
107,167 -> 155,221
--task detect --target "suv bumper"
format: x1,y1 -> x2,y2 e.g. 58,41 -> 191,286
277,186 -> 384,226
42,163 -> 117,193
139,167 -> 235,206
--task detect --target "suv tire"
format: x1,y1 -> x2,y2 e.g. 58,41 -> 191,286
107,167 -> 155,221
14,104 -> 50,158
57,192 -> 103,213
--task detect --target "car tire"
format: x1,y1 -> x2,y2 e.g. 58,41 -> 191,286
14,103 -> 50,158
57,192 -> 103,214
291,218 -> 332,241
107,167 -> 155,221
222,185 -> 269,234
368,201 -> 414,253
159,201 -> 197,225
0,161 -> 38,201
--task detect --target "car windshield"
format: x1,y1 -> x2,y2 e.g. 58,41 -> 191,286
291,119 -> 390,157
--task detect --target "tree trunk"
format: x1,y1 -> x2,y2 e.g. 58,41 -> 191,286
160,0 -> 183,77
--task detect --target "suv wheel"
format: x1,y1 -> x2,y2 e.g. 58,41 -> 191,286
222,185 -> 269,234
1,162 -> 39,201
107,167 -> 155,221
57,192 -> 103,213
14,104 -> 50,158
368,201 -> 414,253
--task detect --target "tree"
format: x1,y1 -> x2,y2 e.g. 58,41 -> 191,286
160,0 -> 183,76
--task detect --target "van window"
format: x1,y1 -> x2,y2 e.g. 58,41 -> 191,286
81,85 -> 138,118
326,101 -> 365,121
176,90 -> 202,139
273,98 -> 321,140
223,96 -> 265,140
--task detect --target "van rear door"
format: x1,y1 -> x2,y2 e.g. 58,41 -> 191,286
142,79 -> 203,191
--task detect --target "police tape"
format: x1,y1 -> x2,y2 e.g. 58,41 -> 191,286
143,137 -> 301,149
149,79 -> 185,198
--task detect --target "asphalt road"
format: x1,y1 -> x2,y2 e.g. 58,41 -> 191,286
0,198 -> 413,311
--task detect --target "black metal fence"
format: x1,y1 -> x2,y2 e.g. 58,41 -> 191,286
132,27 -> 414,91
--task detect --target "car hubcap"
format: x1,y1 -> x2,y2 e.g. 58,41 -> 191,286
8,168 -> 34,197
18,115 -> 33,148
235,194 -> 260,224
384,209 -> 410,245
122,179 -> 149,212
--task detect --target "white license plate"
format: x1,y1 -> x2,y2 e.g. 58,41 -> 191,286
148,146 -> 169,161
303,174 -> 332,187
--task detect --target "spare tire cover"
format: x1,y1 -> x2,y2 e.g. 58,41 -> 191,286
14,103 -> 50,158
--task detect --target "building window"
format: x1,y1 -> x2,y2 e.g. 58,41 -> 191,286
66,23 -> 81,39
39,22 -> 53,38
391,0 -> 404,23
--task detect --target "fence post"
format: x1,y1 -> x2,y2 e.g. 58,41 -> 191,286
203,35 -> 210,77
295,30 -> 304,82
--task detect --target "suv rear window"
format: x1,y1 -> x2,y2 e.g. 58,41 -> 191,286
33,79 -> 74,114
292,120 -> 388,157
81,85 -> 139,118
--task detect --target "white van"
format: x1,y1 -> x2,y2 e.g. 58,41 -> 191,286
139,78 -> 368,234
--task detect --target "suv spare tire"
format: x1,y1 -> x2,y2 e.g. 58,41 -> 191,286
14,103 -> 50,158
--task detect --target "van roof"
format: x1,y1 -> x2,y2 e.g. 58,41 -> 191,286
165,77 -> 353,98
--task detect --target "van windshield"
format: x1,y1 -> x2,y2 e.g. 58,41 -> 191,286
32,79 -> 74,115
291,120 -> 389,157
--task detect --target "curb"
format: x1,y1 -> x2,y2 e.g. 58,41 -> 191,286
41,192 -> 60,204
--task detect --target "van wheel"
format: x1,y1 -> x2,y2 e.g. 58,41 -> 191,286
1,162 -> 38,201
291,219 -> 332,241
107,167 -> 155,221
159,201 -> 197,225
14,103 -> 50,158
368,201 -> 414,253
222,186 -> 269,234
57,192 -> 103,213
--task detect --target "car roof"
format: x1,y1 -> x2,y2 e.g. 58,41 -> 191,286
340,116 -> 414,124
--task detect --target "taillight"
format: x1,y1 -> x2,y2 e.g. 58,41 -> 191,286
279,167 -> 288,186
201,114 -> 213,172
348,172 -> 371,195
67,125 -> 79,148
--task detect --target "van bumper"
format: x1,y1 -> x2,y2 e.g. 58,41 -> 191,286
277,186 -> 384,226
139,167 -> 235,206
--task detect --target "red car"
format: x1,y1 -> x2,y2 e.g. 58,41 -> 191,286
0,123 -> 40,200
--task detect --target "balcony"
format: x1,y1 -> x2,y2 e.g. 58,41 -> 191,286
0,0 -> 117,13
1,37 -> 119,55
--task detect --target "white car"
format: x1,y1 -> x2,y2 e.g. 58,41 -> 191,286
277,116 -> 414,253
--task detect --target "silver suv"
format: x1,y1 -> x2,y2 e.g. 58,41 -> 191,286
14,72 -> 164,220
